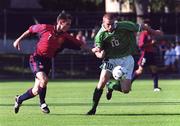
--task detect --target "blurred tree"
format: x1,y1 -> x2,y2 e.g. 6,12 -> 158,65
150,0 -> 175,13
38,0 -> 104,11
150,0 -> 165,12
149,0 -> 175,13
132,0 -> 176,23
130,0 -> 176,13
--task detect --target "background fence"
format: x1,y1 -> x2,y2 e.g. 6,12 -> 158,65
0,10 -> 180,79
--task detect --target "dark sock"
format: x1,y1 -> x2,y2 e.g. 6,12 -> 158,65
39,86 -> 47,104
152,73 -> 159,88
107,81 -> 122,92
18,88 -> 35,104
131,71 -> 139,83
91,87 -> 103,111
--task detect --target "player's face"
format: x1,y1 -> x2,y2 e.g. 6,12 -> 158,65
56,19 -> 71,32
103,18 -> 115,32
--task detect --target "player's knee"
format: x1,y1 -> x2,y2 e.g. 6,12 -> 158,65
40,78 -> 48,87
32,87 -> 39,95
97,78 -> 109,89
97,82 -> 106,89
136,69 -> 143,75
121,87 -> 131,94
122,89 -> 130,94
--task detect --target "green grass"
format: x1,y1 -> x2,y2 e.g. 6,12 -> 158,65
1,79 -> 180,126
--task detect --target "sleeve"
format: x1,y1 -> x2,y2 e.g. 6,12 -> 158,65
138,32 -> 146,49
94,28 -> 104,48
28,24 -> 45,34
63,33 -> 84,50
139,31 -> 155,50
118,21 -> 141,32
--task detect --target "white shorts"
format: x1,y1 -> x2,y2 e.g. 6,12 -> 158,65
101,55 -> 134,79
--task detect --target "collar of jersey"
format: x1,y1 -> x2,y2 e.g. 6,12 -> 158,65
101,23 -> 117,34
53,25 -> 64,35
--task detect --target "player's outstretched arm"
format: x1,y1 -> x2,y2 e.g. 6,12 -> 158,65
141,24 -> 163,36
80,44 -> 94,54
13,30 -> 31,51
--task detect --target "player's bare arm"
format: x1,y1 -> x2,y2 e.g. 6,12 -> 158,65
80,44 -> 93,54
141,24 -> 163,36
13,30 -> 31,50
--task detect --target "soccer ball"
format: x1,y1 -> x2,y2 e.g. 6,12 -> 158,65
112,66 -> 127,80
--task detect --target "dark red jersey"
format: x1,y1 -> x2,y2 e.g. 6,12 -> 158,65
29,24 -> 84,58
138,31 -> 155,53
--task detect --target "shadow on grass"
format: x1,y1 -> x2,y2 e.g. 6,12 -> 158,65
50,113 -> 180,116
1,101 -> 180,107
2,102 -> 180,116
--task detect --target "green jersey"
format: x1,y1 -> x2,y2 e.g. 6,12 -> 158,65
95,21 -> 141,59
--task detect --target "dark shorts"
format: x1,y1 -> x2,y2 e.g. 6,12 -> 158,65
29,54 -> 52,76
137,51 -> 157,67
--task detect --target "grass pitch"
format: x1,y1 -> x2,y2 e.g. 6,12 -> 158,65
1,79 -> 180,126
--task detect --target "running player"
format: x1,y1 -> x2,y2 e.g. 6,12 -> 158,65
87,13 -> 163,115
13,11 -> 90,114
131,20 -> 163,92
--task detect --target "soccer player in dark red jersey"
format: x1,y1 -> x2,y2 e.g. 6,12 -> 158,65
132,21 -> 163,92
13,11 -> 90,114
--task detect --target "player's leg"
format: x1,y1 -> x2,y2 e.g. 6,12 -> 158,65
107,55 -> 134,94
35,72 -> 50,113
14,76 -> 41,114
106,81 -> 121,91
107,79 -> 132,93
131,65 -> 143,83
30,54 -> 51,113
120,79 -> 132,93
131,55 -> 146,83
14,55 -> 50,114
14,72 -> 47,114
14,85 -> 36,113
14,55 -> 37,113
87,69 -> 111,115
106,80 -> 122,100
150,65 -> 161,91
106,80 -> 132,99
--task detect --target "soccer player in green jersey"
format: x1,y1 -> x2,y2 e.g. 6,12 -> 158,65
87,13 -> 163,115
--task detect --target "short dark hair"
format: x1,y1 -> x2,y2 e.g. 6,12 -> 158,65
143,18 -> 151,24
57,10 -> 72,22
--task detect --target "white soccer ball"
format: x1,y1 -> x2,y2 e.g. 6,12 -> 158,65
112,66 -> 127,80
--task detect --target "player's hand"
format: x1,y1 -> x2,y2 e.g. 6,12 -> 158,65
151,40 -> 156,44
95,50 -> 105,59
13,39 -> 21,51
92,47 -> 101,53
